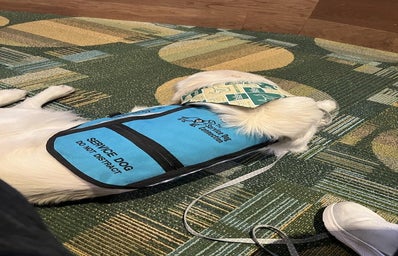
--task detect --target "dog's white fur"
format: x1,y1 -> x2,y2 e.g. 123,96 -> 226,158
0,70 -> 336,204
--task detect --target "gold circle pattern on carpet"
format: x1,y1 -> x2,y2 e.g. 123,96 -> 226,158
0,16 -> 9,26
0,17 -> 183,47
158,36 -> 294,72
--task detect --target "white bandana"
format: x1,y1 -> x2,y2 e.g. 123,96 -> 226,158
181,81 -> 292,108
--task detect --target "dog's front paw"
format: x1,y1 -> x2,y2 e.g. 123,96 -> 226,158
0,89 -> 28,106
9,89 -> 28,98
46,85 -> 75,96
1,89 -> 27,98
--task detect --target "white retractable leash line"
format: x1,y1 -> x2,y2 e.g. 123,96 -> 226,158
183,151 -> 329,256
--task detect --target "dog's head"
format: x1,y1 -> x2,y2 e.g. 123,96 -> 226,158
171,70 -> 337,154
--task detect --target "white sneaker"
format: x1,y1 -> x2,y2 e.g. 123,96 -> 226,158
323,202 -> 398,256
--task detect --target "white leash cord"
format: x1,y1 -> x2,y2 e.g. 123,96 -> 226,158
183,153 -> 329,255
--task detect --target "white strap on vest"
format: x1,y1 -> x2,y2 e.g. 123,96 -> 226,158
183,152 -> 329,255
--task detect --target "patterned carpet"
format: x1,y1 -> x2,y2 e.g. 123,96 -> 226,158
1,10 -> 397,256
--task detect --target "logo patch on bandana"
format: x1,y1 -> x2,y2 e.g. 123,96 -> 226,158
181,81 -> 292,108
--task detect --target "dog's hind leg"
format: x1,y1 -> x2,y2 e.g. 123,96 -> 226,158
0,89 -> 27,107
13,85 -> 75,109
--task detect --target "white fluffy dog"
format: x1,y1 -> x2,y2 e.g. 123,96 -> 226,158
0,70 -> 336,204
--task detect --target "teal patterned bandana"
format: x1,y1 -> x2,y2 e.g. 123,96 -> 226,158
181,81 -> 292,108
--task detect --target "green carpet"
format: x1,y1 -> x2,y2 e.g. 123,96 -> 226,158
1,10 -> 397,256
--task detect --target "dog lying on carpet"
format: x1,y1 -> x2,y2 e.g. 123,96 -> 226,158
0,70 -> 336,204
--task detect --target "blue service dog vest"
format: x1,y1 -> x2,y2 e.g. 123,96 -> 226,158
47,105 -> 273,188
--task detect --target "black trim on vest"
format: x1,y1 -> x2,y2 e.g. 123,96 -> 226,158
109,124 -> 184,172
